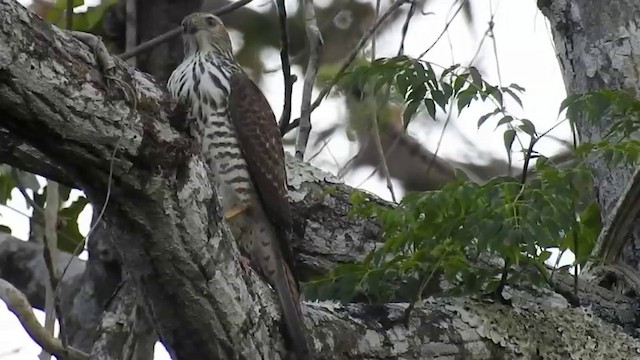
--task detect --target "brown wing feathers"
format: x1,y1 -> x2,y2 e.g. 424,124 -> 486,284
227,72 -> 296,272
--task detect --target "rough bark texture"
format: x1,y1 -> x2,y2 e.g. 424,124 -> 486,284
2,1 -> 640,359
539,0 -> 640,268
0,219 -> 155,359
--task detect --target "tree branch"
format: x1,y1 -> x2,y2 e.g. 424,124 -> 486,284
0,278 -> 89,360
0,234 -> 85,311
275,0 -> 295,133
117,0 -> 254,61
296,0 -> 322,160
283,0 -> 407,136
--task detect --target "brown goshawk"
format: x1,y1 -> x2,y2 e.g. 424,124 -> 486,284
167,12 -> 310,359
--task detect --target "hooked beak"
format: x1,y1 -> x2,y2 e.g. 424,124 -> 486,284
182,21 -> 198,35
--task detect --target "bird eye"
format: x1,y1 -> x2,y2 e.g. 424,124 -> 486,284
206,16 -> 216,27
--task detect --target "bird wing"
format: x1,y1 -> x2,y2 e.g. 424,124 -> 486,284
228,71 -> 296,270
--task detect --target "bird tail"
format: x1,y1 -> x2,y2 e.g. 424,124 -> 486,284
273,253 -> 312,359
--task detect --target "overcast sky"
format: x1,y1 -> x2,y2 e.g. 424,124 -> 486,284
0,0 -> 567,358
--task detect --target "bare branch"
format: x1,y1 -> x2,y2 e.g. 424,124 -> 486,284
125,0 -> 137,67
418,0 -> 467,58
39,180 -> 61,360
275,0 -> 295,134
283,0 -> 407,136
118,0 -> 254,60
369,105 -> 397,202
65,0 -> 73,30
295,0 -> 323,160
0,278 -> 89,360
370,0 -> 396,202
398,1 -> 425,56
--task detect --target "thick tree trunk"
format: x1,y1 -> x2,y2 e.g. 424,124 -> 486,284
1,1 -> 640,359
539,0 -> 640,268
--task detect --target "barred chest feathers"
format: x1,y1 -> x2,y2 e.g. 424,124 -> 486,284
168,52 -> 253,210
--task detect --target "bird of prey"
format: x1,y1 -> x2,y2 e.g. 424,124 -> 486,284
167,12 -> 310,359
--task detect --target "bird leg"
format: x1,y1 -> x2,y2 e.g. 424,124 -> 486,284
223,204 -> 250,221
70,31 -> 117,95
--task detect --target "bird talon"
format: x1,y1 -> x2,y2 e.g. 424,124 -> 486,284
238,255 -> 253,274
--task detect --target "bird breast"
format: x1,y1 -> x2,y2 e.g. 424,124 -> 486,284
168,52 -> 253,212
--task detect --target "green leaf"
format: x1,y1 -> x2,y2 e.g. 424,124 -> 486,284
509,83 -> 526,92
0,173 -> 15,205
496,115 -> 514,128
504,88 -> 524,108
441,64 -> 460,80
14,170 -> 40,192
519,119 -> 537,136
538,250 -> 553,263
442,82 -> 454,101
431,90 -> 447,110
403,100 -> 420,126
57,196 -> 90,253
453,74 -> 469,93
488,86 -> 503,107
57,0 -> 84,8
477,109 -> 500,128
396,73 -> 410,98
58,185 -> 73,203
457,88 -> 476,113
575,202 -> 601,263
503,129 -> 516,156
559,94 -> 582,115
424,98 -> 436,119
454,168 -> 470,181
469,67 -> 482,88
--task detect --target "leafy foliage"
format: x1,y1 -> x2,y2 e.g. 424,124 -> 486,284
305,58 -> 640,305
41,0 -> 118,34
0,169 -> 89,252
57,195 -> 90,253
329,56 -> 524,128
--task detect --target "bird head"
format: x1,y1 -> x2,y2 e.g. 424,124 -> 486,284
181,13 -> 233,58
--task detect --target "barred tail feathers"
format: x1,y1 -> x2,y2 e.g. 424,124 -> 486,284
272,246 -> 311,359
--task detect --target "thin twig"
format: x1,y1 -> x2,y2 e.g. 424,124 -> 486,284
369,109 -> 397,202
0,203 -> 32,218
275,0 -> 295,134
338,136 -> 372,179
65,0 -> 73,30
307,137 -> 332,162
10,170 -> 69,352
39,180 -> 61,360
398,0 -> 422,56
418,0 -> 467,59
118,0 -> 254,60
485,0 -> 525,170
354,109 -> 403,190
295,0 -> 323,160
0,279 -> 89,360
426,95 -> 456,181
370,0 -> 396,202
283,0 -> 407,136
125,0 -> 137,67
63,20 -> 74,295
